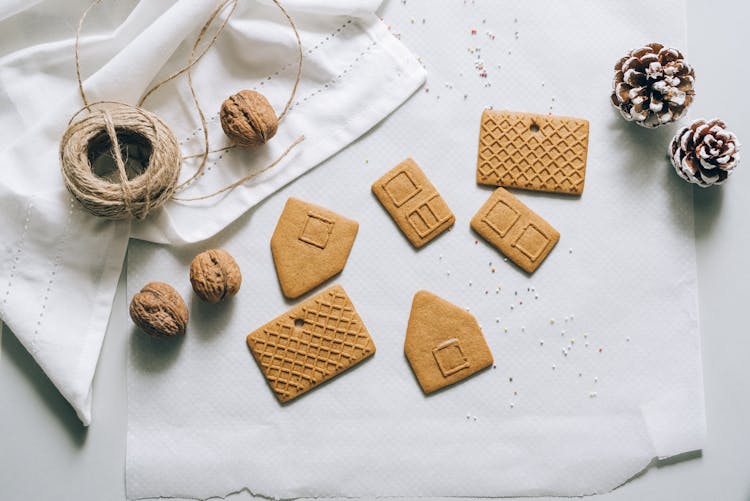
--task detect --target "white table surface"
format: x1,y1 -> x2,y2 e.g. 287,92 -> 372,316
1,1 -> 749,500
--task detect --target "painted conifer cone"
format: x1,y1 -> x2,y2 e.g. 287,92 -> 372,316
670,119 -> 741,187
611,43 -> 695,128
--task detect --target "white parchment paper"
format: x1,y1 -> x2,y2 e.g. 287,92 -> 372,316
127,0 -> 704,498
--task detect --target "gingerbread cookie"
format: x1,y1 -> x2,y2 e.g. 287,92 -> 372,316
271,198 -> 358,299
471,188 -> 560,273
477,110 -> 590,195
404,290 -> 493,394
247,285 -> 375,403
372,158 -> 455,248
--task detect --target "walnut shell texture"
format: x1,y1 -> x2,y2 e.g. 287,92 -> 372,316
190,249 -> 242,303
220,90 -> 278,148
129,282 -> 189,338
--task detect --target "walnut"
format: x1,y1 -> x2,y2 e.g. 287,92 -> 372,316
220,90 -> 278,148
129,282 -> 188,338
189,249 -> 242,303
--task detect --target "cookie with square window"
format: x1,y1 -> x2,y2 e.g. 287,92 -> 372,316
404,290 -> 493,394
372,158 -> 455,248
271,198 -> 358,299
471,188 -> 560,273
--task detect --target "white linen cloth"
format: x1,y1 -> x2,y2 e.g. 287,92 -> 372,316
126,0 -> 705,499
0,0 -> 425,425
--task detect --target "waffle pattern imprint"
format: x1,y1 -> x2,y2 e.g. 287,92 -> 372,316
476,110 -> 590,195
246,285 -> 375,403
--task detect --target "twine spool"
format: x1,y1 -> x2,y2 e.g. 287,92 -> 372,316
60,103 -> 181,220
62,0 -> 304,218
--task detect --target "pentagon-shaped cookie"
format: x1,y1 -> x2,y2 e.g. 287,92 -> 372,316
247,285 -> 376,403
372,158 -> 455,247
404,290 -> 493,394
471,188 -> 560,273
271,198 -> 358,299
477,110 -> 590,195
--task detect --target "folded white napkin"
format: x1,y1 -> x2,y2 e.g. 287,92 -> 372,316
0,0 -> 425,425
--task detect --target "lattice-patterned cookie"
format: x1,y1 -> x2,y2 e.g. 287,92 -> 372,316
246,285 -> 375,403
372,158 -> 455,248
476,110 -> 590,195
471,188 -> 560,273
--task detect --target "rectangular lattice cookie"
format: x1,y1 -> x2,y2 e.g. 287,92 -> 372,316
476,110 -> 590,195
246,285 -> 375,403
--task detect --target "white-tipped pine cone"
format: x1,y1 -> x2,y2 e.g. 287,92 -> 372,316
611,43 -> 695,128
670,119 -> 740,187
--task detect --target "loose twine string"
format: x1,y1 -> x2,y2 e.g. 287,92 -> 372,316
60,0 -> 304,219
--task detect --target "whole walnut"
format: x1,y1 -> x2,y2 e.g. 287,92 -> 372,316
190,249 -> 242,303
129,282 -> 189,338
220,90 -> 278,148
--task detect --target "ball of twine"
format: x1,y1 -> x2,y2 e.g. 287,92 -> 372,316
59,103 -> 181,220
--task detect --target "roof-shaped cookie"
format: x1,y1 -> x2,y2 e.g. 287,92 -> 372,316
404,290 -> 493,394
271,198 -> 358,299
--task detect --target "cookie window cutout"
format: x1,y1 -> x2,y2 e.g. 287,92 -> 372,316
298,212 -> 335,250
383,169 -> 422,207
407,194 -> 453,239
432,338 -> 470,377
482,199 -> 521,238
512,223 -> 551,262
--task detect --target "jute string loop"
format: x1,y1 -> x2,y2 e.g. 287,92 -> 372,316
60,0 -> 304,220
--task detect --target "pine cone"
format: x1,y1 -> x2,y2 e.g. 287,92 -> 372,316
670,119 -> 741,187
611,43 -> 695,128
